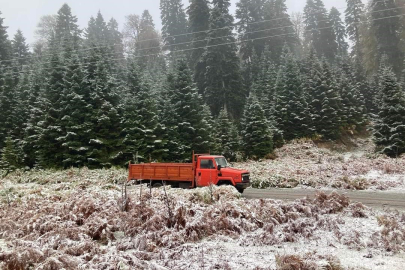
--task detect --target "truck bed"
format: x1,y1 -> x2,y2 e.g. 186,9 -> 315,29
128,163 -> 194,182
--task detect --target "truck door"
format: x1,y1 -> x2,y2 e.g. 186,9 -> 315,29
196,158 -> 217,187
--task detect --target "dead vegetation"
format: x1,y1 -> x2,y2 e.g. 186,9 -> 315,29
236,138 -> 405,191
0,169 -> 403,269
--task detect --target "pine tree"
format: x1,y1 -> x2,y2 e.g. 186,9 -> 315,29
203,0 -> 245,119
0,11 -> 11,61
373,65 -> 405,157
241,93 -> 273,158
329,7 -> 349,56
11,30 -> 30,68
304,0 -> 338,61
187,0 -> 210,93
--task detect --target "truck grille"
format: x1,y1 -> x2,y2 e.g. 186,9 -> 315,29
242,174 -> 250,183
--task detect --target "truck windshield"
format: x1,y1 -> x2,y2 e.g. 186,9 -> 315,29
215,157 -> 228,168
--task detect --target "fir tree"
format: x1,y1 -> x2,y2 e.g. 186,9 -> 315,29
338,72 -> 366,129
106,18 -> 124,61
170,59 -> 211,159
345,0 -> 364,59
236,0 -> 266,60
371,0 -> 403,74
275,46 -> 312,140
11,30 -> 30,68
159,88 -> 184,161
187,0 -> 210,93
22,63 -> 44,167
0,136 -> 22,172
203,0 -> 245,119
160,0 -> 189,57
318,59 -> 342,139
59,52 -> 92,167
122,60 -> 162,163
0,65 -> 18,150
217,107 -> 239,160
36,39 -> 65,168
0,11 -> 11,61
336,57 -> 367,128
54,4 -> 81,49
373,65 -> 405,157
135,10 -> 163,69
304,0 -> 338,61
11,66 -> 30,143
86,56 -> 123,168
241,93 -> 273,158
85,12 -> 109,49
329,7 -> 349,56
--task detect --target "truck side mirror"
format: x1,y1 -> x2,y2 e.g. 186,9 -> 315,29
217,165 -> 222,171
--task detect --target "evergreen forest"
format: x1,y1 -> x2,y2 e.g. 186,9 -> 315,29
1,0 -> 405,171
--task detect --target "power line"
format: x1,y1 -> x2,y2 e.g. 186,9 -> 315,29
0,0 -> 399,66
3,10 -> 405,78
0,1 -> 350,65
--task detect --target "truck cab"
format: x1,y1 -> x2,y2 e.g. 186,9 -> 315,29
195,155 -> 250,193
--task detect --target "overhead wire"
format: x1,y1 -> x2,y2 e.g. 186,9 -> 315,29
2,8 -> 405,78
0,0 -> 361,65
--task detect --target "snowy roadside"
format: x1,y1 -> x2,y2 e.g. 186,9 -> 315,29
1,171 -> 404,270
235,139 -> 405,193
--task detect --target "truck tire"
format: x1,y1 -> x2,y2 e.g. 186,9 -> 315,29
153,182 -> 162,188
236,187 -> 244,194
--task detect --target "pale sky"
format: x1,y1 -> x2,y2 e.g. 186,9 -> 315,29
0,0 -> 347,46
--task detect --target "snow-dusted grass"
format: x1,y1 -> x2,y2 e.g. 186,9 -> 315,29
235,138 -> 405,191
1,169 -> 404,269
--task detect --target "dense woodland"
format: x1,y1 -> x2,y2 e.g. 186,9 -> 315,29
0,0 -> 405,170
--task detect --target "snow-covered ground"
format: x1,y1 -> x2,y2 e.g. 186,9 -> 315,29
1,169 -> 405,269
235,138 -> 405,192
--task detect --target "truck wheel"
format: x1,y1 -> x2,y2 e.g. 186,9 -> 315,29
236,187 -> 244,194
153,183 -> 162,188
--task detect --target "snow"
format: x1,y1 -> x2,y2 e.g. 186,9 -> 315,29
235,138 -> 405,192
1,169 -> 405,269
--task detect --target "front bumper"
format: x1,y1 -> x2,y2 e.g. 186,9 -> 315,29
235,182 -> 251,190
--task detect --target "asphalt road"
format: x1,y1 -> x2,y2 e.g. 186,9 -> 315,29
243,188 -> 405,211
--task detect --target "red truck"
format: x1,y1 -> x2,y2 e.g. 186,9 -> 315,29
127,153 -> 250,193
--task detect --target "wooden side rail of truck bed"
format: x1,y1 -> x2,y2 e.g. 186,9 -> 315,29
128,162 -> 196,187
